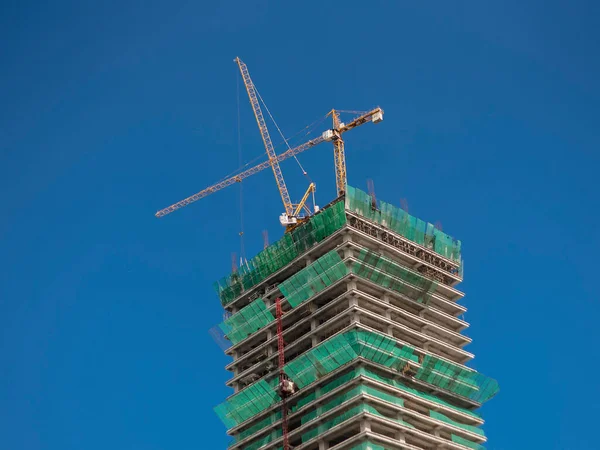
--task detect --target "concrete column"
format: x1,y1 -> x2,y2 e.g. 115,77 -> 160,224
348,279 -> 357,291
318,440 -> 329,450
349,295 -> 359,307
395,431 -> 406,443
343,247 -> 353,258
311,318 -> 318,331
360,419 -> 371,433
312,334 -> 319,347
382,293 -> 390,304
384,308 -> 392,319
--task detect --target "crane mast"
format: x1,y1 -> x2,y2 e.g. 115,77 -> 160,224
331,109 -> 347,196
325,108 -> 384,197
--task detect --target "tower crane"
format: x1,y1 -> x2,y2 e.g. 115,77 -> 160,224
154,58 -> 384,228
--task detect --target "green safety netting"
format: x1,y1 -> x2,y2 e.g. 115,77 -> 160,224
279,245 -> 440,311
214,200 -> 347,305
452,434 -> 486,450
301,402 -> 413,443
293,367 -> 362,412
218,299 -> 275,345
373,370 -> 481,419
236,410 -> 281,442
415,355 -> 498,404
294,366 -> 480,419
279,250 -> 349,307
214,184 -> 463,307
243,428 -> 283,450
235,365 -> 483,446
284,330 -> 417,389
301,384 -> 405,425
215,329 -> 496,430
217,249 -> 346,350
217,242 -> 441,350
345,186 -> 462,263
284,332 -> 357,388
244,428 -> 283,450
348,329 -> 420,367
353,249 -> 438,305
285,329 -> 497,404
214,377 -> 280,429
430,410 -> 484,436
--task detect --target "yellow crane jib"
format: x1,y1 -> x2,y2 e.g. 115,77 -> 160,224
154,136 -> 324,218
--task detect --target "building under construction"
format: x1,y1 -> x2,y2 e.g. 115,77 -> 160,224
211,186 -> 498,450
156,58 -> 498,450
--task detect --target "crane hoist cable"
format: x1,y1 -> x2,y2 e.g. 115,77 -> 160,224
236,72 -> 246,263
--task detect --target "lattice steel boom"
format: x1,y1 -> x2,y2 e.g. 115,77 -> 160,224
155,136 -> 325,218
235,57 -> 294,217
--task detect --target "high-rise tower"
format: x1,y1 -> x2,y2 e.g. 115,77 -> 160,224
213,186 -> 498,450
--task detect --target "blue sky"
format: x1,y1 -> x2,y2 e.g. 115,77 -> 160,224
1,1 -> 599,449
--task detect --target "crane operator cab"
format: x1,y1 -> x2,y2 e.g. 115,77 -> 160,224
279,213 -> 298,227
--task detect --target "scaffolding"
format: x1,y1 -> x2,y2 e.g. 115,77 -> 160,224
213,184 -> 463,306
211,186 -> 496,450
218,299 -> 275,345
230,364 -> 486,450
214,329 -> 498,431
345,186 -> 462,263
215,245 -> 495,383
214,200 -> 347,305
216,246 -> 475,389
279,250 -> 348,308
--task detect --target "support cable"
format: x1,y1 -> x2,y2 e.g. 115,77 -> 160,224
255,88 -> 312,182
236,73 -> 246,263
